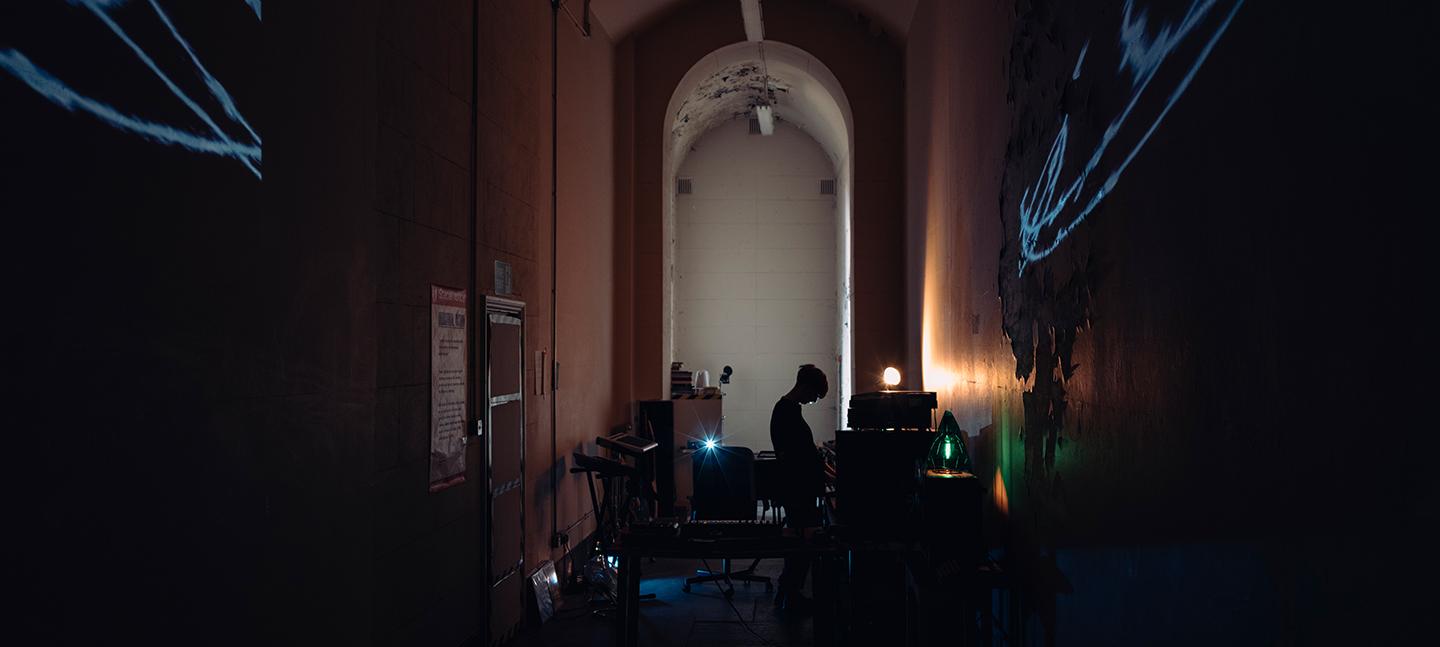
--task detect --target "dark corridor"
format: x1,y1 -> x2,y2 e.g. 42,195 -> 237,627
3,1 -> 1435,645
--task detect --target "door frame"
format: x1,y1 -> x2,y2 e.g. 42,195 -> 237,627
482,295 -> 525,644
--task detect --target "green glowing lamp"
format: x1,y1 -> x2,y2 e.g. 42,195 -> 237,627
926,410 -> 972,477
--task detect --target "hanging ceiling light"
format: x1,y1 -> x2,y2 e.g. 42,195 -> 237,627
753,104 -> 774,136
751,34 -> 774,137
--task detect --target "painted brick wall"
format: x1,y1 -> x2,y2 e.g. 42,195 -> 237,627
373,0 -> 483,643
374,0 -> 618,643
675,120 -> 840,449
554,7 -> 616,569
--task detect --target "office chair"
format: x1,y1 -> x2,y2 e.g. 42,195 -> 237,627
682,445 -> 773,596
753,450 -> 783,523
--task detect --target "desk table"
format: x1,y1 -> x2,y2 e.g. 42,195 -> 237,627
608,535 -> 843,647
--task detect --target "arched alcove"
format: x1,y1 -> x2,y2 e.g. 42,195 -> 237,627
661,40 -> 856,435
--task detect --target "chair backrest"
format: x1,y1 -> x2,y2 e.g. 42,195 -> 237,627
752,452 -> 780,503
691,445 -> 756,521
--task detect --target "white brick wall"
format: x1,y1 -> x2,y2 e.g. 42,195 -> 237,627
675,120 -> 839,450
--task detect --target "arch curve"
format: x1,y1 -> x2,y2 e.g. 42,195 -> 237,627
661,40 -> 857,426
663,40 -> 853,180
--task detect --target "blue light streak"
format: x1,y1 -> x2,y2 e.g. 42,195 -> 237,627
0,1 -> 262,178
147,0 -> 261,146
1016,0 -> 1245,275
0,50 -> 260,160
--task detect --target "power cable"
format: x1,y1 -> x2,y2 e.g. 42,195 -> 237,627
700,558 -> 782,647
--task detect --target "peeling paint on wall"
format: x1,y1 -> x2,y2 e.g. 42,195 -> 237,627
998,0 -> 1243,492
670,61 -> 790,155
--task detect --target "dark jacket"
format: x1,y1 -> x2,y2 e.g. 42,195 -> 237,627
769,398 -> 825,500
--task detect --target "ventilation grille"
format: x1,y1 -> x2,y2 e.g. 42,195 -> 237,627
748,118 -> 761,135
820,179 -> 835,195
677,178 -> 693,194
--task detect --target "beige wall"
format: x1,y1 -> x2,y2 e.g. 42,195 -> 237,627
675,120 -> 839,449
378,0 -> 619,641
903,0 -> 1015,433
554,11 -> 617,559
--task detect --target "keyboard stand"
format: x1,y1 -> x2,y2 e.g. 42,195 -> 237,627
683,557 -> 771,597
569,453 -> 656,616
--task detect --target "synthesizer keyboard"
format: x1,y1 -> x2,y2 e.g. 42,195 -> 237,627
678,519 -> 782,539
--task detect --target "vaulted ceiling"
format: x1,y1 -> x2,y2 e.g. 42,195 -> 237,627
586,0 -> 917,42
664,41 -> 852,177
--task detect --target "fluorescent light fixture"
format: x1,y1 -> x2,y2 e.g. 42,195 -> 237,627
740,0 -> 764,42
754,104 -> 774,136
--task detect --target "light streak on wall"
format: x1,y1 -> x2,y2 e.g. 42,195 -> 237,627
992,468 -> 1009,517
1015,0 -> 1244,275
147,1 -> 260,146
0,0 -> 262,178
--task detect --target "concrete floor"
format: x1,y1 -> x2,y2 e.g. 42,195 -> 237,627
513,557 -> 813,647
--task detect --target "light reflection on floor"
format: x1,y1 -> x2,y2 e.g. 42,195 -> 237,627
513,557 -> 812,647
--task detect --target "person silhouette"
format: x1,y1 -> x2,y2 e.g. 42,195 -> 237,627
769,364 -> 828,614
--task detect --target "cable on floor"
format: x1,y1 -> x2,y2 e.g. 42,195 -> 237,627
701,558 -> 781,647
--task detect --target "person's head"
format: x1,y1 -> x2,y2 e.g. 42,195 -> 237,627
792,364 -> 829,404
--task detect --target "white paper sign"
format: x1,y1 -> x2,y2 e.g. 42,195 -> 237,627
429,285 -> 467,491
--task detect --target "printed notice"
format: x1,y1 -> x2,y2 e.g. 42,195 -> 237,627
429,285 -> 468,492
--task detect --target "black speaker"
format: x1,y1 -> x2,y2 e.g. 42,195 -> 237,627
637,400 -> 676,516
920,471 -> 982,565
835,429 -> 935,533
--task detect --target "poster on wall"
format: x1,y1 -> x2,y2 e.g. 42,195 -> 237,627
429,285 -> 468,492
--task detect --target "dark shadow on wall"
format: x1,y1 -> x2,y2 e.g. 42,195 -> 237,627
990,0 -> 1437,642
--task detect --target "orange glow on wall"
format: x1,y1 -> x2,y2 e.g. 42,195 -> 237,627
992,468 -> 1009,517
924,362 -> 957,393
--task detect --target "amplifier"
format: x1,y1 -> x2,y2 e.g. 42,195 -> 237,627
847,391 -> 937,431
835,428 -> 935,531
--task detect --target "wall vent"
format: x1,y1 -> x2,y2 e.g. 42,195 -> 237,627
820,179 -> 835,195
748,118 -> 761,135
677,178 -> 693,194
